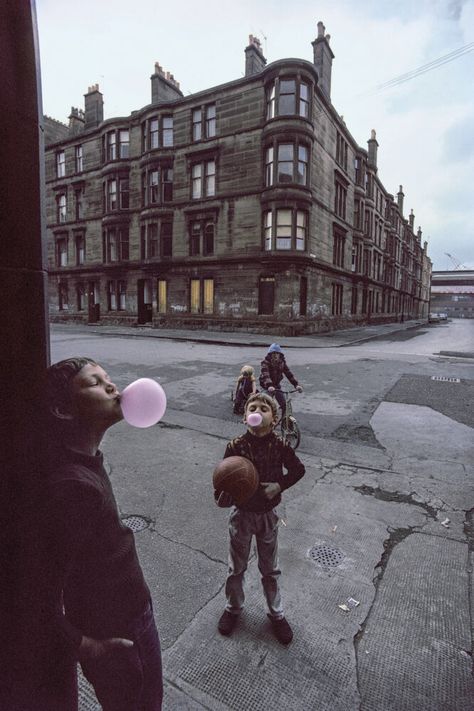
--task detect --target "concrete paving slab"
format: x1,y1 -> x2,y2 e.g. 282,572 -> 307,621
357,534 -> 473,711
370,401 -> 474,478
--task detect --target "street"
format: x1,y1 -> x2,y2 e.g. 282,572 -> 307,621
50,319 -> 474,710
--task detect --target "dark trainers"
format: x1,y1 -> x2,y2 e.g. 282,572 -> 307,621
268,615 -> 293,644
218,610 -> 238,636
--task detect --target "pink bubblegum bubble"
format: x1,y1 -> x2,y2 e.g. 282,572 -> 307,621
120,378 -> 167,428
247,412 -> 263,427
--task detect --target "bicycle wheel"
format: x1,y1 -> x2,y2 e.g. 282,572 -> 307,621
281,417 -> 301,450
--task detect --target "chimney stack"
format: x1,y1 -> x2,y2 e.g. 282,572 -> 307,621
409,209 -> 415,229
245,34 -> 266,76
68,106 -> 85,136
84,84 -> 103,129
367,129 -> 378,169
397,185 -> 404,214
151,62 -> 183,104
312,21 -> 334,101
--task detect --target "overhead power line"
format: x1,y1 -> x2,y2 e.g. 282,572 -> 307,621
359,41 -> 474,97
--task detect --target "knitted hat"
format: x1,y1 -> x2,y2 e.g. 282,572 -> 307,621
267,343 -> 283,354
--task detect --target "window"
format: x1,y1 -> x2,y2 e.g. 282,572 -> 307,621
263,208 -> 307,251
336,132 -> 348,171
191,160 -> 215,199
119,178 -> 129,209
295,212 -> 307,251
103,226 -> 129,262
57,193 -> 67,223
265,140 -> 309,187
119,130 -> 129,158
331,283 -> 343,315
141,221 -> 173,259
107,179 -> 117,211
58,282 -> 69,310
56,151 -> 65,178
266,78 -> 311,119
106,131 -> 116,161
142,166 -> 173,206
189,278 -> 214,314
264,211 -> 272,251
142,116 -> 174,151
104,175 -> 129,211
334,179 -> 347,220
354,156 -> 364,186
333,227 -> 345,267
157,279 -> 167,313
203,278 -> 214,314
56,236 -> 68,267
75,145 -> 83,173
75,233 -> 85,265
189,219 -> 215,256
192,104 -> 216,141
162,117 -> 173,147
77,284 -> 86,311
102,129 -> 129,162
354,199 -> 362,230
351,286 -> 358,314
161,222 -> 173,257
190,279 -> 200,313
75,187 -> 84,220
107,280 -> 127,311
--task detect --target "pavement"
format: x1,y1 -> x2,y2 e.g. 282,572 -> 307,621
66,318 -> 474,711
52,318 -> 427,349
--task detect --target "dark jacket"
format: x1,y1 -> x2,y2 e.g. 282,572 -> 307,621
259,354 -> 298,391
221,430 -> 305,512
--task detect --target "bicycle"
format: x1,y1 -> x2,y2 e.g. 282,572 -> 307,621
273,389 -> 301,450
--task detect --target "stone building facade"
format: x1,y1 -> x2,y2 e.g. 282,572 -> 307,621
44,23 -> 431,335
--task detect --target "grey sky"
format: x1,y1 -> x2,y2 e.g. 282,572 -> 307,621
36,0 -> 474,270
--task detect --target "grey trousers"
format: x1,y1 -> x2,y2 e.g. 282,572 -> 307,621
225,507 -> 284,619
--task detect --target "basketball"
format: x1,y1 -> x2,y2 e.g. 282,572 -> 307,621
213,456 -> 259,505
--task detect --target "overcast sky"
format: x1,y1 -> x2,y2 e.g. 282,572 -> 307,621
36,0 -> 474,271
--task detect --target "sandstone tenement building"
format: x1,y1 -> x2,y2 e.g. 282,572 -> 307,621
44,23 -> 432,335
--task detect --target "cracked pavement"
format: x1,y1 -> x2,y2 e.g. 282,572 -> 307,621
48,324 -> 474,710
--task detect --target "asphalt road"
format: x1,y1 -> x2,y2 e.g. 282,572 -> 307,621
48,320 -> 474,711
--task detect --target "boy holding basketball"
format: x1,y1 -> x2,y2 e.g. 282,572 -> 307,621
215,392 -> 305,644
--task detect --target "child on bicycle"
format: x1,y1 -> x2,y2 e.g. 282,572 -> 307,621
233,365 -> 257,415
215,392 -> 305,644
259,344 -> 303,417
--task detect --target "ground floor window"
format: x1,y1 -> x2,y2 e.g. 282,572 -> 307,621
157,279 -> 167,314
351,286 -> 358,314
190,277 -> 214,314
77,283 -> 86,311
58,281 -> 69,310
331,282 -> 343,315
108,280 -> 126,310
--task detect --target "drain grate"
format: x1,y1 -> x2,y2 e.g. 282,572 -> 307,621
308,544 -> 345,568
121,515 -> 149,532
431,376 -> 460,383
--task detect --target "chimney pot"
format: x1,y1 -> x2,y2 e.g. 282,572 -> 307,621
312,21 -> 334,100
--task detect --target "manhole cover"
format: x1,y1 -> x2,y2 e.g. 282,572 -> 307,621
121,515 -> 149,532
308,544 -> 345,567
431,376 -> 460,383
